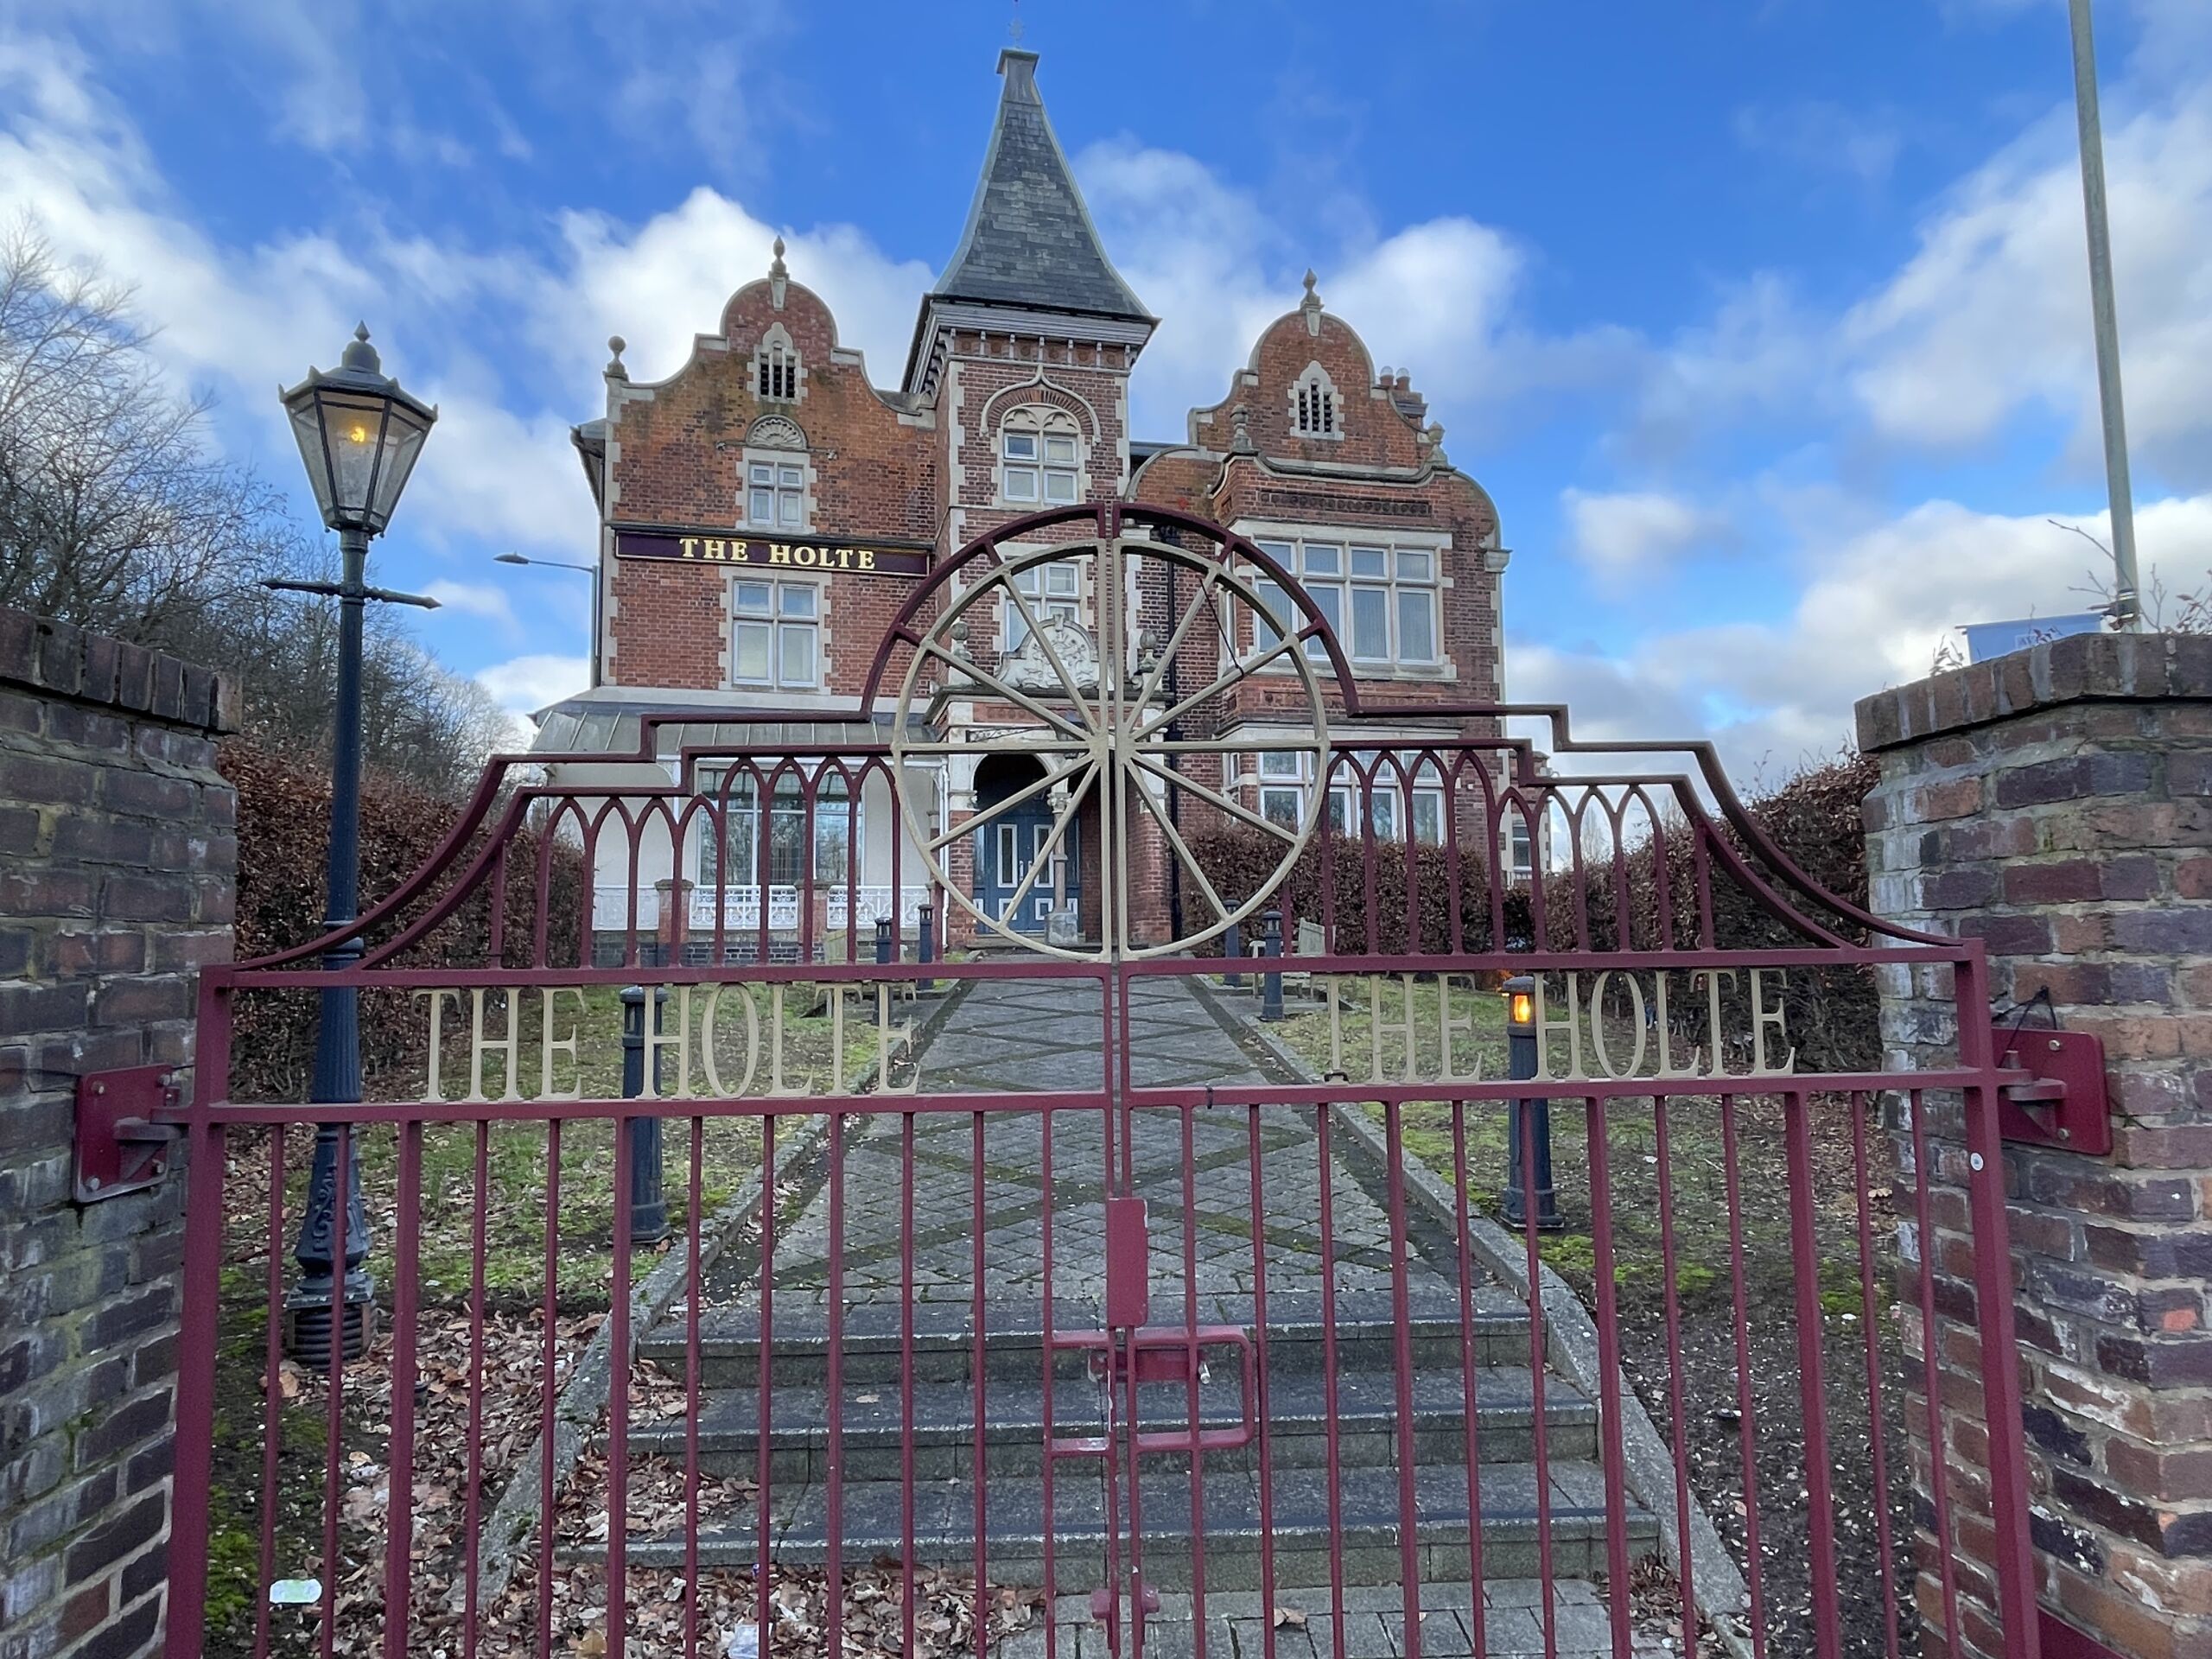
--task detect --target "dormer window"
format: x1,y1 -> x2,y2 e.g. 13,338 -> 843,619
1290,363 -> 1339,438
1001,408 -> 1082,505
753,326 -> 801,402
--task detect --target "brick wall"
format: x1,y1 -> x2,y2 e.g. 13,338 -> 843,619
1858,632 -> 2212,1659
0,607 -> 238,1659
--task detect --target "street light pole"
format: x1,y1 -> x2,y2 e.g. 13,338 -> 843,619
272,325 -> 439,1363
494,551 -> 603,687
2068,0 -> 2142,631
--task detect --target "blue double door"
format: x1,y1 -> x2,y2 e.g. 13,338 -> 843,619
978,799 -> 1081,935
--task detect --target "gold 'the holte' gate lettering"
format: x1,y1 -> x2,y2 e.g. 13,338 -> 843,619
410,982 -> 917,1103
1319,968 -> 1799,1086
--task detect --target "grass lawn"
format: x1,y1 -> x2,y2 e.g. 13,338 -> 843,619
251,982 -> 888,1306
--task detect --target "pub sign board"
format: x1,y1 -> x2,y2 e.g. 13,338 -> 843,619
613,524 -> 931,577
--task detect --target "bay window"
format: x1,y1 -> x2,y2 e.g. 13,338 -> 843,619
698,770 -> 855,886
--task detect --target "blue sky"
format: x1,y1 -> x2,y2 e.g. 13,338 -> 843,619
5,0 -> 2211,779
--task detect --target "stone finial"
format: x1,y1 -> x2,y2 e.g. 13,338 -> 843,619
769,237 -> 789,309
949,617 -> 972,660
340,321 -> 381,373
1230,402 -> 1255,454
1424,422 -> 1448,465
605,335 -> 628,379
1300,269 -> 1324,335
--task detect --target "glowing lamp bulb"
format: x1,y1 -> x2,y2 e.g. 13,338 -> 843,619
347,423 -> 370,444
1509,992 -> 1534,1027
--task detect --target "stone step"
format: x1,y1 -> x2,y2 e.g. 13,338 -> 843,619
622,1364 -> 1597,1481
640,1288 -> 1535,1388
594,1460 -> 1658,1588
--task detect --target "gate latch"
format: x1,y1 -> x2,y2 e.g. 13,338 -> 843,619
1993,1026 -> 2110,1156
74,1066 -> 183,1202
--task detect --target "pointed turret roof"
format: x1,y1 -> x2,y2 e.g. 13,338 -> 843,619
931,49 -> 1150,322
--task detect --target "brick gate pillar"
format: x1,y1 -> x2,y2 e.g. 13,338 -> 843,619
0,608 -> 238,1659
1857,632 -> 2212,1658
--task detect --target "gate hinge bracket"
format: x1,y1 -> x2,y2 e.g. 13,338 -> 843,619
1993,1026 -> 2110,1156
74,1066 -> 184,1203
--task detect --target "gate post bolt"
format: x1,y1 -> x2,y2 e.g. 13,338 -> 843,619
1260,909 -> 1285,1022
916,901 -> 936,992
621,986 -> 671,1246
1501,976 -> 1564,1230
1224,918 -> 1244,988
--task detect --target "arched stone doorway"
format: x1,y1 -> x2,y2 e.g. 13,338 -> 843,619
969,749 -> 1094,940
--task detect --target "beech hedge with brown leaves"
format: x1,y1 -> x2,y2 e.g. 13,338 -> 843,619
1187,751 -> 1882,1073
221,744 -> 585,1102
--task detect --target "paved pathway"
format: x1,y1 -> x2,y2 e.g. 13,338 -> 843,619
763,973 -> 1451,1319
690,973 -> 1642,1658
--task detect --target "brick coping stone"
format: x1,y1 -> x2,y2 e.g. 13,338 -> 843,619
1856,632 -> 2212,753
0,604 -> 239,735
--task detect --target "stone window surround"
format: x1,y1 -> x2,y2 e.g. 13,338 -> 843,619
752,323 -> 804,403
1230,518 -> 1455,683
1288,359 -> 1344,441
739,441 -> 815,533
727,571 -> 826,691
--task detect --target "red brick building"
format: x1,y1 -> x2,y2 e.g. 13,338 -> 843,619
545,48 -> 1516,955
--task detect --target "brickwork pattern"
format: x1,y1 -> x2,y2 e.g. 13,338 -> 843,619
1858,632 -> 2212,1659
603,273 -> 942,694
589,232 -> 1508,950
0,607 -> 238,1659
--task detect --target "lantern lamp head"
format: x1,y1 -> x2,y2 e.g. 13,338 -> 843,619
280,324 -> 438,535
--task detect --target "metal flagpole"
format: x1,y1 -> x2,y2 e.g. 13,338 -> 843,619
2068,0 -> 2143,631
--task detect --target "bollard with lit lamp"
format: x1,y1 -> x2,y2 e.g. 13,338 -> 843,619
270,325 -> 439,1362
1501,975 -> 1564,1230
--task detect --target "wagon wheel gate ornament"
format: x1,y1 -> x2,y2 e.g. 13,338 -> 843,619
890,518 -> 1331,960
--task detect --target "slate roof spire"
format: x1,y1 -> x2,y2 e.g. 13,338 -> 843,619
931,48 -> 1150,323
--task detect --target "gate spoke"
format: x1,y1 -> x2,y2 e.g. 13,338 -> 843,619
924,751 -> 1096,852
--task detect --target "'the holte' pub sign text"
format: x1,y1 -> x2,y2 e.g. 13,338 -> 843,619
613,525 -> 931,576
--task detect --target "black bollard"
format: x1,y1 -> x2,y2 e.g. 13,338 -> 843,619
1223,918 -> 1244,988
620,986 -> 671,1245
875,915 -> 895,965
916,902 -> 936,992
1260,908 -> 1285,1022
1500,976 -> 1564,1230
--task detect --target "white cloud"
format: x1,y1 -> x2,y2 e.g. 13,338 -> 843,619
1843,82 -> 2212,477
535,189 -> 931,391
1560,489 -> 1732,588
419,579 -> 517,626
1077,137 -> 1625,443
1511,491 -> 2212,782
0,29 -> 923,574
1733,100 -> 1904,186
476,653 -> 588,718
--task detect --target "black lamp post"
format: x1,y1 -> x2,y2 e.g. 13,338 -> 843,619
271,324 -> 439,1362
493,551 -> 603,686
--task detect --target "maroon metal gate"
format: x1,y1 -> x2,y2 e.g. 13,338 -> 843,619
159,505 -> 2044,1659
